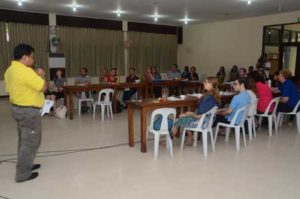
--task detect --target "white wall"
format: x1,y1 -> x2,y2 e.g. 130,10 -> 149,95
178,10 -> 300,78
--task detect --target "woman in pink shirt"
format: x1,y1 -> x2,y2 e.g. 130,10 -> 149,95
249,71 -> 273,113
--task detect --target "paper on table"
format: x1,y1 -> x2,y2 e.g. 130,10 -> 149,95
187,93 -> 202,98
167,96 -> 182,101
41,99 -> 54,116
220,91 -> 235,96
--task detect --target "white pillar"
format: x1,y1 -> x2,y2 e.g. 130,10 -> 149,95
123,20 -> 128,76
49,13 -> 56,26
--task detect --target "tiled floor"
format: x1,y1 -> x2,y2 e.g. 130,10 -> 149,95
0,98 -> 300,199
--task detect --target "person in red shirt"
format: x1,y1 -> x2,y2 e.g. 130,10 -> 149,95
104,68 -> 117,83
249,70 -> 273,113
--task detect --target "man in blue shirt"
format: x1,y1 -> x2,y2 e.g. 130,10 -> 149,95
213,78 -> 251,126
277,69 -> 300,121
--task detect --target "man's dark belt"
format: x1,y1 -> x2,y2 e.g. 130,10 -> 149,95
12,104 -> 41,110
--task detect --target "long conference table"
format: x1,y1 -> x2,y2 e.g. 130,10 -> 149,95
63,80 -> 205,120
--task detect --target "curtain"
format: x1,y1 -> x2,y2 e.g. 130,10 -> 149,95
56,26 -> 124,77
128,31 -> 177,74
0,22 -> 49,80
0,22 -> 7,79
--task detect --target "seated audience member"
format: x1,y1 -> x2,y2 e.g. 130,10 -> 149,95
75,67 -> 91,85
181,66 -> 190,80
151,66 -> 161,80
167,64 -> 181,79
239,68 -> 247,78
213,78 -> 251,127
151,66 -> 162,97
271,71 -> 280,87
171,77 -> 219,145
100,68 -> 109,82
144,66 -> 154,82
277,69 -> 300,121
189,66 -> 199,81
75,67 -> 92,112
228,65 -> 239,82
248,66 -> 254,74
45,68 -> 67,111
104,68 -> 117,83
122,67 -> 139,107
248,71 -> 273,114
216,66 -> 226,83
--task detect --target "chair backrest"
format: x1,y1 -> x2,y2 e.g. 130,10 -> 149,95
98,88 -> 114,103
196,106 -> 218,129
230,105 -> 249,126
149,108 -> 176,132
292,99 -> 300,113
264,97 -> 280,115
80,91 -> 93,99
248,98 -> 258,117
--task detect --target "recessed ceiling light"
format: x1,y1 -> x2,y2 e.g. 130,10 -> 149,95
112,9 -> 127,17
180,17 -> 193,24
247,0 -> 252,5
72,2 -> 78,12
153,13 -> 159,22
17,0 -> 22,6
115,9 -> 122,17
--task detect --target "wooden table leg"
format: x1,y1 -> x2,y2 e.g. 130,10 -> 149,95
69,91 -> 74,120
140,108 -> 147,153
128,104 -> 134,147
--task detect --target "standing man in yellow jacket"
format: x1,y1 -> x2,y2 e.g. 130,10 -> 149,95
4,44 -> 47,182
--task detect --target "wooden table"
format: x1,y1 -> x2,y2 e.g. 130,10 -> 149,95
64,82 -> 148,120
181,80 -> 204,93
127,97 -> 198,153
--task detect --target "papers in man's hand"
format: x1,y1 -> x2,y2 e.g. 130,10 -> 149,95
41,99 -> 54,116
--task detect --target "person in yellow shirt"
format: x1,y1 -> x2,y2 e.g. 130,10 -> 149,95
4,44 -> 47,182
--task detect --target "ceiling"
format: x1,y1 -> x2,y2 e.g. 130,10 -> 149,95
1,0 -> 300,26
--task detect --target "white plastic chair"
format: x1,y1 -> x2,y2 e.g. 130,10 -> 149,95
277,99 -> 300,133
93,88 -> 114,121
78,91 -> 94,115
180,106 -> 217,157
214,105 -> 249,151
246,99 -> 258,140
147,108 -> 176,159
255,97 -> 280,136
